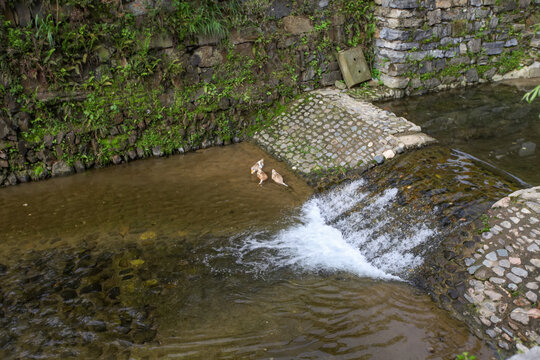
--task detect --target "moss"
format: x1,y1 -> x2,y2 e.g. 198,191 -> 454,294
496,48 -> 525,74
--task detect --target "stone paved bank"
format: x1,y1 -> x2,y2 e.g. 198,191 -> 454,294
419,187 -> 540,356
465,187 -> 540,353
253,88 -> 435,179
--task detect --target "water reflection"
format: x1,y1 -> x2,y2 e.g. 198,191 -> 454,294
379,79 -> 540,185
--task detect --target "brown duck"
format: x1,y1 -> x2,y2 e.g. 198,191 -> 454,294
256,168 -> 268,185
271,169 -> 288,187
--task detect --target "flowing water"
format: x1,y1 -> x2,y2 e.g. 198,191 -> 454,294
379,79 -> 540,186
0,141 -> 519,359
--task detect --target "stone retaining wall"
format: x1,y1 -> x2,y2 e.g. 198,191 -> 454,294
0,1 -> 361,186
374,0 -> 540,96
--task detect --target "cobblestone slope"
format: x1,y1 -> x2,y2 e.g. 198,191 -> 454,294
253,88 -> 435,178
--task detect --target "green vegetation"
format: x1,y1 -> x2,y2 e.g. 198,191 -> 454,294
456,352 -> 476,360
477,214 -> 490,234
496,48 -> 524,74
523,84 -> 540,103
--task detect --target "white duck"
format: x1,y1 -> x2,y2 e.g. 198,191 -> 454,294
250,159 -> 264,174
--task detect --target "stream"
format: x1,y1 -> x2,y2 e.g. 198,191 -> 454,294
1,80 -> 536,359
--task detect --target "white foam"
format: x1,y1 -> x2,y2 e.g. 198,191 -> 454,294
225,179 -> 436,280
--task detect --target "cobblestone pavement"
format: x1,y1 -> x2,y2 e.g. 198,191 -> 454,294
464,187 -> 540,353
253,88 -> 435,177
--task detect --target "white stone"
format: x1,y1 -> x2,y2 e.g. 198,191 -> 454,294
526,291 -> 537,303
510,308 -> 529,325
382,149 -> 395,159
485,290 -> 503,301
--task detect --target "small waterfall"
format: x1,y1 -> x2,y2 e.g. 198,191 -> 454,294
217,179 -> 437,280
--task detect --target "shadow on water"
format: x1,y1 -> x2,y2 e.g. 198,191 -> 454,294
378,79 -> 540,186
0,142 -> 504,359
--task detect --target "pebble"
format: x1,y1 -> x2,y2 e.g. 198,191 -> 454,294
485,290 -> 503,301
525,291 -> 537,303
509,257 -> 521,265
526,282 -> 538,290
510,308 -> 529,325
498,259 -> 510,268
507,272 -> 523,283
496,249 -> 508,257
511,267 -> 528,277
492,266 -> 505,276
486,251 -> 497,261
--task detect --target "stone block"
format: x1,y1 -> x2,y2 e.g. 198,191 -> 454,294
379,27 -> 411,41
442,8 -> 466,21
483,41 -> 505,55
150,33 -> 174,49
380,74 -> 409,89
465,68 -> 479,82
468,38 -> 482,53
489,17 -> 499,29
505,38 -> 518,47
387,17 -> 424,28
436,24 -> 452,38
382,0 -> 419,8
377,48 -> 409,63
387,63 -> 413,76
418,60 -> 433,74
423,78 -> 441,89
283,16 -> 313,34
375,39 -> 419,51
436,0 -> 452,8
321,71 -> 342,86
429,49 -> 446,58
471,0 -> 482,5
433,58 -> 447,71
196,35 -> 221,46
452,20 -> 468,37
414,29 -> 432,41
193,46 -> 223,68
230,27 -> 262,45
51,161 -> 74,177
266,0 -> 292,19
428,9 -> 442,26
337,47 -> 371,88
381,8 -> 415,18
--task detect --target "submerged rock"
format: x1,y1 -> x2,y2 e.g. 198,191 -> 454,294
51,161 -> 74,177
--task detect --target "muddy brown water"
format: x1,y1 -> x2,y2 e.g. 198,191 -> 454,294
0,143 -> 498,359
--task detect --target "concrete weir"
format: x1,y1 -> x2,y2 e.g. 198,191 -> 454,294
253,88 -> 435,178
